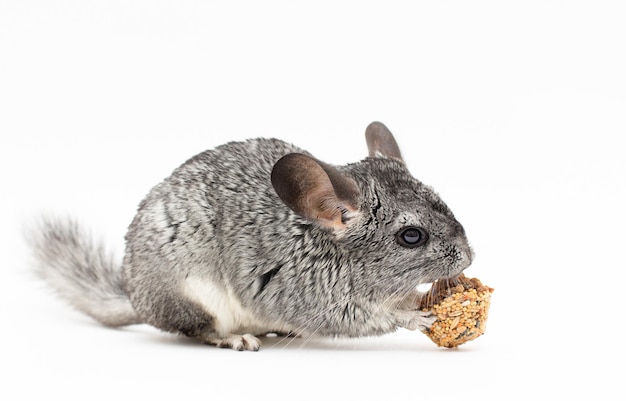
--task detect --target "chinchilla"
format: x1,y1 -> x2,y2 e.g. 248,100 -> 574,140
27,122 -> 473,351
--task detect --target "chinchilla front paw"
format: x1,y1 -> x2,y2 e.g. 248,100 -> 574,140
394,309 -> 437,332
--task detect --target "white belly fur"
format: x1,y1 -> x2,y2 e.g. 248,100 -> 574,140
183,275 -> 270,336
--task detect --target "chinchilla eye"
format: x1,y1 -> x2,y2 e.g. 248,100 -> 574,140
396,226 -> 428,248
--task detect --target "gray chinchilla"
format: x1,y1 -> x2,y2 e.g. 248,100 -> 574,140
28,122 -> 473,351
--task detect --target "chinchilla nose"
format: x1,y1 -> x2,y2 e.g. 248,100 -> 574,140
460,242 -> 474,268
453,221 -> 474,268
453,221 -> 466,237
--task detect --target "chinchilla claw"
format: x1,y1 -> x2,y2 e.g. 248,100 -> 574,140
396,309 -> 437,332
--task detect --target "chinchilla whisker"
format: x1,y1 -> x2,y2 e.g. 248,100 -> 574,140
296,321 -> 327,350
269,298 -> 350,350
368,285 -> 408,319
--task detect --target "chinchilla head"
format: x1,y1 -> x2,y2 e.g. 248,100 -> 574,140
271,122 -> 473,300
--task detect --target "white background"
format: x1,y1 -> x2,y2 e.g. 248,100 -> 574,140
1,1 -> 625,400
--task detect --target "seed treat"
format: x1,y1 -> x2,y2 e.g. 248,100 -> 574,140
418,274 -> 494,348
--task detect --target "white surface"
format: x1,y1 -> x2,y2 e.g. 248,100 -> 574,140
1,1 -> 624,400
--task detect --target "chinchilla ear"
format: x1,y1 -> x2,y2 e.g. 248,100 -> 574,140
271,153 -> 360,230
365,121 -> 403,161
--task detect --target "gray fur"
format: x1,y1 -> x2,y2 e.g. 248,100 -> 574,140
28,123 -> 473,350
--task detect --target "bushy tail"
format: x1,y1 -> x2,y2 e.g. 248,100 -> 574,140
27,217 -> 142,327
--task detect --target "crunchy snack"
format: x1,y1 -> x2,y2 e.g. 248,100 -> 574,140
418,274 -> 494,348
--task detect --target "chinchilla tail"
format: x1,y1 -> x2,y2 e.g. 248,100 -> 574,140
26,217 -> 142,327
